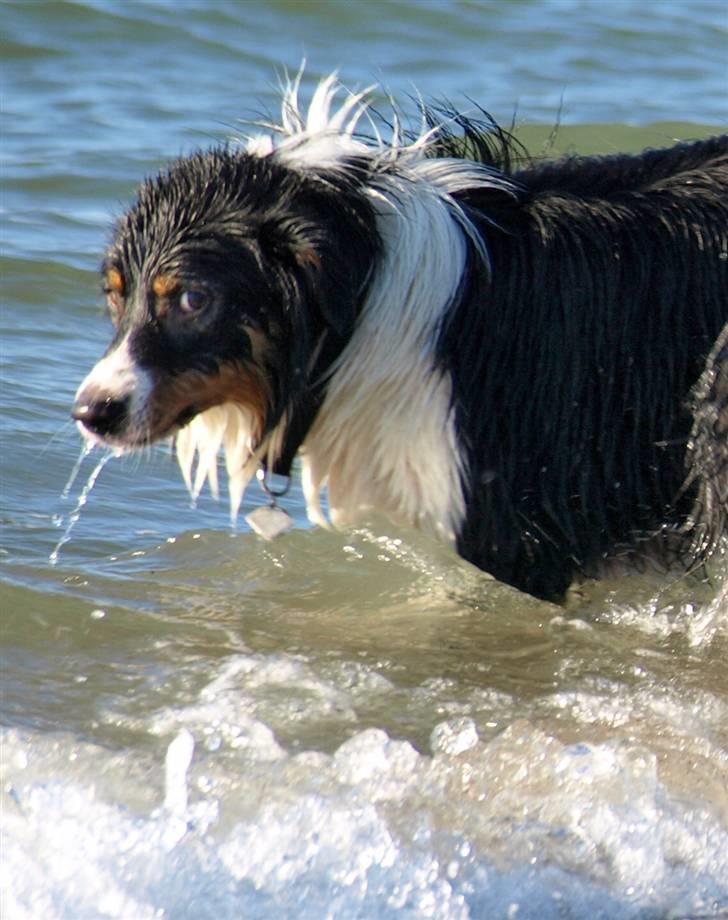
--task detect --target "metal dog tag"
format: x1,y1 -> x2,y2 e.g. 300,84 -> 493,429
245,466 -> 293,540
245,503 -> 293,540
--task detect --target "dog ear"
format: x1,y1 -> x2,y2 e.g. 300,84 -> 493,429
292,240 -> 357,339
260,218 -> 359,339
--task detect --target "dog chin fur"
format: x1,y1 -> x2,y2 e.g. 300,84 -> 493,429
73,72 -> 728,602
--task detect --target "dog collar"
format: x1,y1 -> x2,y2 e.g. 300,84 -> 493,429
256,466 -> 290,498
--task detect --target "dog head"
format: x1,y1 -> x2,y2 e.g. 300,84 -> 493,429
72,146 -> 379,467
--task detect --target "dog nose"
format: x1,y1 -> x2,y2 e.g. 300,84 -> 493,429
72,394 -> 130,437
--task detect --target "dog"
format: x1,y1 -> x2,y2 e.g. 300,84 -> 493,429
72,74 -> 728,601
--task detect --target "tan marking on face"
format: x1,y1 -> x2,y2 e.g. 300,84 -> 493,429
105,268 -> 125,295
146,360 -> 271,445
152,273 -> 181,297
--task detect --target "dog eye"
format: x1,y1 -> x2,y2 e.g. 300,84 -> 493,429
178,289 -> 209,314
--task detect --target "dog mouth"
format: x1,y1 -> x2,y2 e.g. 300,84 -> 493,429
72,398 -> 200,450
72,363 -> 269,453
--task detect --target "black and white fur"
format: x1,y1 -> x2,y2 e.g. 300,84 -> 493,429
73,75 -> 728,601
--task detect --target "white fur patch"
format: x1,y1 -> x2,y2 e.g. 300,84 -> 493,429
75,337 -> 141,402
183,74 -> 516,539
300,161 -> 475,542
175,404 -> 260,522
74,338 -> 153,447
246,73 -> 377,169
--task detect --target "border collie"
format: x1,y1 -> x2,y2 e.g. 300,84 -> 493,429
72,75 -> 728,601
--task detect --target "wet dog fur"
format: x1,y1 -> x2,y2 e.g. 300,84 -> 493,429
73,76 -> 728,601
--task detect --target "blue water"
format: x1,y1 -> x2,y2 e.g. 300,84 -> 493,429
2,2 -> 728,917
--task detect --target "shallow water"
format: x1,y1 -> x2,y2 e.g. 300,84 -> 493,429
2,1 -> 728,917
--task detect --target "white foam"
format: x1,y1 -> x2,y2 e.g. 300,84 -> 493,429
3,673 -> 727,920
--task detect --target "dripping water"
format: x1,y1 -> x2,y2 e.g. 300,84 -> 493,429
50,451 -> 116,565
60,442 -> 95,501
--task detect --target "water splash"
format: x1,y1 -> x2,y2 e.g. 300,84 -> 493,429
50,451 -> 115,565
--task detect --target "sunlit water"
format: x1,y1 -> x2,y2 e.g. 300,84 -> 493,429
2,1 -> 727,917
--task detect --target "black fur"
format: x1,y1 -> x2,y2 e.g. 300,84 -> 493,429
438,134 -> 728,599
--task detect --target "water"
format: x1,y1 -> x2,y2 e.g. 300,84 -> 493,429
2,1 -> 728,916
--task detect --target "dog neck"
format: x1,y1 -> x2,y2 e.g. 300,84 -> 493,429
296,167 -> 483,544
